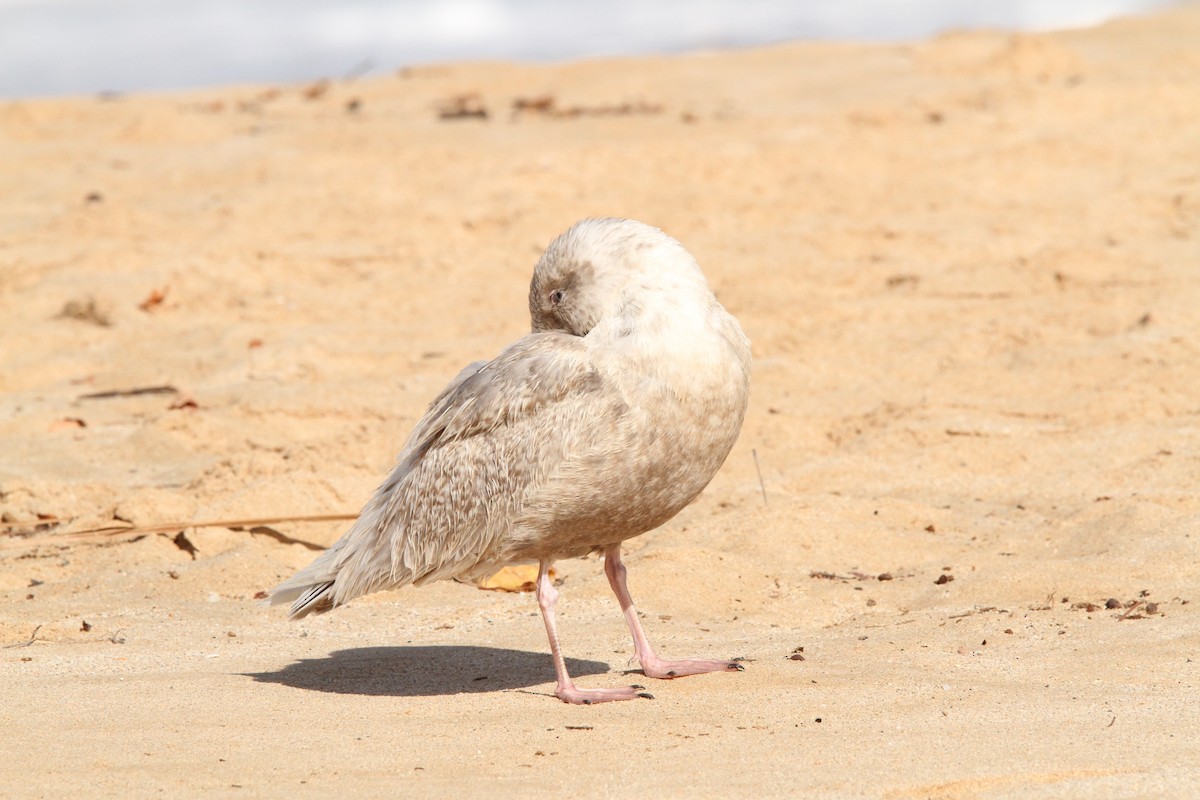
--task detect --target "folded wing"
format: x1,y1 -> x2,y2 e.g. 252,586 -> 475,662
269,332 -> 615,617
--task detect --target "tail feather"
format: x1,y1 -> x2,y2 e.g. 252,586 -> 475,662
286,581 -> 335,619
266,433 -> 463,619
267,569 -> 337,618
266,503 -> 396,618
267,543 -> 343,618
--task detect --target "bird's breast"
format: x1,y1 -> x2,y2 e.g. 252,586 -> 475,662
601,318 -> 749,522
501,308 -> 749,561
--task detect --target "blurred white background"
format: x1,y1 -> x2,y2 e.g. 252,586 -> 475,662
0,0 -> 1172,99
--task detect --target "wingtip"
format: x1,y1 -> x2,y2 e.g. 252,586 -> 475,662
287,581 -> 335,619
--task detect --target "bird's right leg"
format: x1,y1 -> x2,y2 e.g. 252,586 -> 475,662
535,560 -> 652,705
603,544 -> 745,679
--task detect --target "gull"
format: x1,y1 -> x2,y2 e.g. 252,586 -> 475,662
270,218 -> 751,703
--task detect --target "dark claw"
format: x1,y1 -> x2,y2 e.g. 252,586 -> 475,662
666,670 -> 677,677
582,699 -> 592,705
637,692 -> 655,700
729,662 -> 745,671
631,684 -> 646,690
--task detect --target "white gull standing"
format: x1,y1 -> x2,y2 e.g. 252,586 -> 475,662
269,218 -> 751,704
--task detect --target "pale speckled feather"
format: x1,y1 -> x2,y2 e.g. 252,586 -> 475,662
269,217 -> 751,619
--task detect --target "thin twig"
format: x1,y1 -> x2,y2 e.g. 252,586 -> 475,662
0,514 -> 356,551
78,385 -> 178,400
1116,601 -> 1144,621
3,624 -> 44,649
752,448 -> 767,506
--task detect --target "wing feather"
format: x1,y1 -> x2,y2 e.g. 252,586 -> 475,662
269,332 -> 612,616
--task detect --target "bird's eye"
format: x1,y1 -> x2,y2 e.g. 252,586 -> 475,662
549,289 -> 565,305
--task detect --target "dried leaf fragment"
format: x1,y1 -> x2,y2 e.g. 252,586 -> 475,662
165,531 -> 199,559
138,287 -> 168,312
303,80 -> 330,100
58,297 -> 112,326
439,93 -> 488,120
476,564 -> 547,592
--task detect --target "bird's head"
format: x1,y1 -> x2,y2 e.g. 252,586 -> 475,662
528,218 -> 711,337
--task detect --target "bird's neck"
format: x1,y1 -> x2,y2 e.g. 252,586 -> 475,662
589,294 -> 750,393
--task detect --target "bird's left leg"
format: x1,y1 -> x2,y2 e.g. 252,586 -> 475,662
536,559 -> 652,704
603,544 -> 744,679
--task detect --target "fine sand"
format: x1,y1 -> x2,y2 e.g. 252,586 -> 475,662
2,5 -> 1198,797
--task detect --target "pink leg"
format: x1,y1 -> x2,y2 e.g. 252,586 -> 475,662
535,560 -> 652,704
604,544 -> 745,680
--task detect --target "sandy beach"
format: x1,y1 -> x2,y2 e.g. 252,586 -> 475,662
2,4 -> 1199,797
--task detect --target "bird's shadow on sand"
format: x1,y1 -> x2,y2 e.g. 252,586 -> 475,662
244,646 -> 610,697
